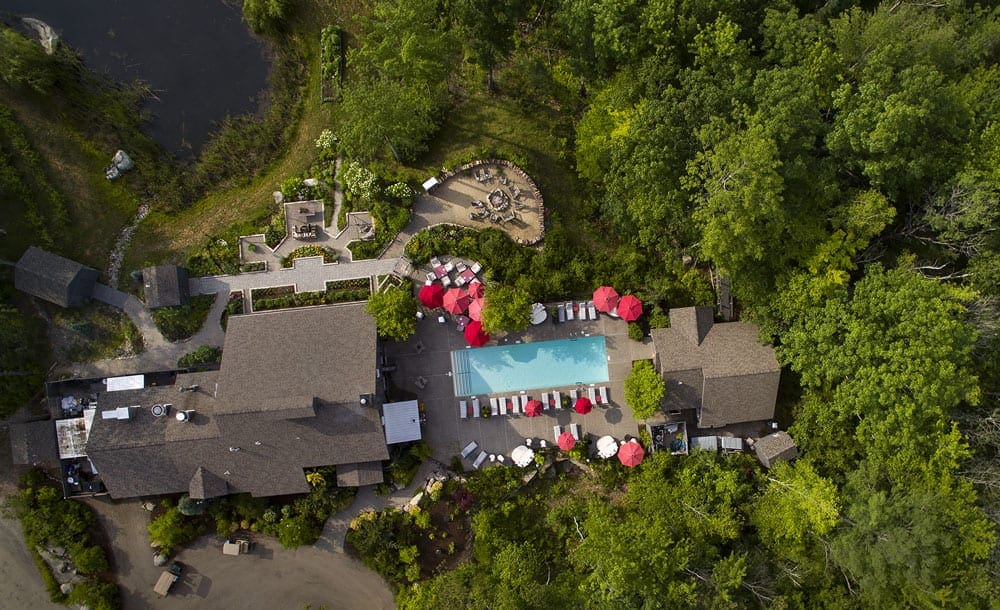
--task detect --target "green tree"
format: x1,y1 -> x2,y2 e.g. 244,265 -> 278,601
242,0 -> 289,36
71,545 -> 110,575
622,360 -> 665,420
148,507 -> 206,549
366,285 -> 417,341
480,284 -> 531,334
177,495 -> 207,516
277,514 -> 321,548
452,0 -> 526,91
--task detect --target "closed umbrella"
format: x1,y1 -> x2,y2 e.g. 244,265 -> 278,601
524,399 -> 543,417
464,320 -> 490,347
593,286 -> 620,313
511,445 -> 535,467
618,440 -> 645,467
574,396 -> 593,415
468,298 -> 485,321
597,436 -> 618,459
418,283 -> 445,309
443,288 -> 471,314
557,431 -> 577,451
467,280 -> 485,299
617,295 -> 643,322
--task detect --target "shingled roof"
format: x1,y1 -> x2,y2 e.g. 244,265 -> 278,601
753,431 -> 798,468
82,306 -> 390,499
10,420 -> 59,467
15,247 -> 99,308
142,265 -> 190,308
651,306 -> 780,428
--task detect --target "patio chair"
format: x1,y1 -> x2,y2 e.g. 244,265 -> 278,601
441,275 -> 452,287
588,301 -> 598,319
540,440 -> 547,448
455,276 -> 466,287
553,425 -> 562,442
459,400 -> 468,419
526,438 -> 533,446
473,451 -> 488,469
472,397 -> 481,417
497,455 -> 506,464
570,423 -> 581,441
471,261 -> 482,274
511,395 -> 521,415
558,305 -> 566,323
580,302 -> 589,320
461,441 -> 478,459
599,387 -> 609,405
456,262 -> 468,272
499,398 -> 508,416
552,391 -> 561,409
565,302 -> 574,321
490,398 -> 499,416
542,392 -> 550,411
425,272 -> 436,283
570,388 -> 579,402
431,256 -> 441,267
415,376 -> 428,390
489,454 -> 496,462
588,387 -> 597,404
444,261 -> 455,273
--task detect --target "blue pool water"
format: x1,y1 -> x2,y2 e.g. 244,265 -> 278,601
451,336 -> 610,396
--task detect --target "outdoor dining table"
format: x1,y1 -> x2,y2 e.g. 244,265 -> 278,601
459,268 -> 476,283
434,265 -> 448,279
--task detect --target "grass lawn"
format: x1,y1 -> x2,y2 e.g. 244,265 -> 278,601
149,293 -> 215,342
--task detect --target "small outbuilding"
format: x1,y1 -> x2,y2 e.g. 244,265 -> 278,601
142,265 -> 190,309
15,247 -> 99,308
752,431 -> 798,469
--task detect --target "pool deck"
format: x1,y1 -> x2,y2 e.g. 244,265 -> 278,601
383,308 -> 654,464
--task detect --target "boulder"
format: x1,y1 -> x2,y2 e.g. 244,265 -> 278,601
302,178 -> 320,187
273,191 -> 284,204
60,583 -> 73,595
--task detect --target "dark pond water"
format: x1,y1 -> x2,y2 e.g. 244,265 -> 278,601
3,0 -> 271,157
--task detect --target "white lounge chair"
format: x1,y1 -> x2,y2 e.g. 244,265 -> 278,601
588,301 -> 597,319
565,301 -> 574,321
472,397 -> 481,417
542,392 -> 550,411
570,423 -> 581,441
599,387 -> 609,405
579,302 -> 589,320
570,388 -> 579,402
557,304 -> 566,322
588,387 -> 597,404
461,441 -> 478,458
553,425 -> 562,442
499,398 -> 508,416
510,395 -> 521,415
490,398 -> 499,416
552,391 -> 561,409
459,400 -> 468,419
473,451 -> 488,469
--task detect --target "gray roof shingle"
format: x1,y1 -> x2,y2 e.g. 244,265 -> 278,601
189,466 -> 229,500
651,307 -> 780,428
142,266 -> 190,309
15,247 -> 99,308
10,420 -> 59,466
753,431 -> 798,468
336,461 -> 385,487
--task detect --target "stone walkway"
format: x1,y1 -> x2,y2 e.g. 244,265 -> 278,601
189,256 -> 401,298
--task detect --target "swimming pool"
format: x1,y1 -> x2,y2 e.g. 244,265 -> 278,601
451,336 -> 610,396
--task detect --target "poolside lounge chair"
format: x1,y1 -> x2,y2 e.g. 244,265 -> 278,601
579,302 -> 589,320
510,395 -> 521,415
473,451 -> 488,469
588,387 -> 597,404
570,388 -> 579,402
542,392 -> 550,411
461,441 -> 478,459
490,398 -> 499,416
557,305 -> 566,323
570,423 -> 581,441
598,387 -> 609,405
499,398 -> 508,416
552,391 -> 561,409
553,425 -> 563,442
565,301 -> 574,321
472,397 -> 481,417
459,400 -> 468,419
588,301 -> 597,319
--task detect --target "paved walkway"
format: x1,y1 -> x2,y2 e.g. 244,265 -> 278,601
189,256 -> 401,297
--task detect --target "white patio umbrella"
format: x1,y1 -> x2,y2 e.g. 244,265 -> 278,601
511,444 -> 536,467
597,435 -> 618,459
530,302 -> 547,325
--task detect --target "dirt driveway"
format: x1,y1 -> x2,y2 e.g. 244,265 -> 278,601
87,498 -> 394,610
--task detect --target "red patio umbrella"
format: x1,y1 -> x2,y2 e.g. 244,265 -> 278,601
464,320 -> 490,347
617,295 -> 643,322
557,431 -> 577,451
593,286 -> 620,313
524,399 -> 543,417
468,298 -> 485,321
443,287 -> 471,314
467,280 -> 485,299
418,283 -> 445,309
618,441 -> 645,467
574,396 -> 593,415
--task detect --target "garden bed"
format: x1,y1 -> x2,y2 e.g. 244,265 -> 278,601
150,293 -> 215,342
281,245 -> 337,267
251,280 -> 370,312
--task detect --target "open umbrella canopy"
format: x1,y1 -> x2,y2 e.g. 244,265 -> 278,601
574,396 -> 593,415
467,280 -> 485,299
464,320 -> 490,347
511,445 -> 535,467
617,295 -> 643,322
524,399 -> 543,417
468,298 -> 485,321
418,283 -> 445,309
593,286 -> 620,313
443,288 -> 471,314
597,435 -> 618,459
530,302 -> 547,325
557,431 -> 577,451
618,440 -> 645,467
